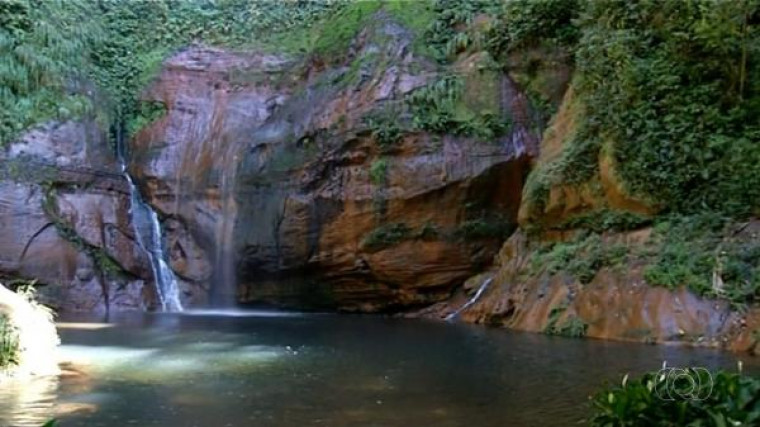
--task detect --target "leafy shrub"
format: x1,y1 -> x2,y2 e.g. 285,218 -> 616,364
0,314 -> 19,369
365,113 -> 403,153
407,75 -> 464,133
0,0 -> 99,145
486,0 -> 580,54
369,158 -> 388,186
544,303 -> 588,338
361,223 -> 411,252
407,73 -> 511,140
590,369 -> 760,426
573,0 -> 760,216
642,214 -> 760,308
425,0 -> 499,61
530,232 -> 627,284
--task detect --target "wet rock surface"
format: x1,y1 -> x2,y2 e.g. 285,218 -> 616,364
0,118 -> 204,312
132,16 -> 537,310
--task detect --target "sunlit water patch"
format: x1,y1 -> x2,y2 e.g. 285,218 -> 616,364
181,309 -> 310,317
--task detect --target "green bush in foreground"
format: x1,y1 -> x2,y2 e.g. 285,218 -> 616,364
590,368 -> 760,426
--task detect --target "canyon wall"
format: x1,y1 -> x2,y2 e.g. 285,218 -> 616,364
131,14 -> 538,311
1,3 -> 757,354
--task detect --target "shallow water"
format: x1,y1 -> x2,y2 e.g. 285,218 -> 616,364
1,311 -> 757,427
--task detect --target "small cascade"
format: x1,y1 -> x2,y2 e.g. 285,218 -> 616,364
116,126 -> 183,312
445,278 -> 493,321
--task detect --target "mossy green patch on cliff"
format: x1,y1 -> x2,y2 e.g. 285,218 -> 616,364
547,209 -> 652,234
523,213 -> 760,309
528,232 -> 628,285
406,72 -> 510,141
641,214 -> 760,309
543,301 -> 588,338
365,112 -> 403,153
361,223 -> 411,253
126,101 -> 167,137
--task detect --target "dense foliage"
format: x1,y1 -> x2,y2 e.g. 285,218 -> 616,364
0,0 -> 345,146
642,214 -> 760,309
0,0 -> 98,144
513,0 -> 760,217
576,0 -> 760,216
2,0 -> 758,215
528,213 -> 760,308
590,368 -> 760,426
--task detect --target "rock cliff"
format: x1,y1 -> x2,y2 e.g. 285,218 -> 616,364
131,14 -> 537,311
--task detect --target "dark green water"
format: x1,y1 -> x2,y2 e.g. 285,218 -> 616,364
1,311 -> 757,427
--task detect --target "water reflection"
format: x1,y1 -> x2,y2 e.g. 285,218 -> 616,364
0,374 -> 58,427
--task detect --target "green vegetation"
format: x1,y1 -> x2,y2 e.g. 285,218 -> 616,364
426,0 -> 500,62
486,0 -> 580,54
0,0 -> 99,145
0,313 -> 19,369
361,223 -> 411,252
416,222 -> 440,240
552,209 -> 652,233
590,368 -> 760,426
406,72 -> 510,140
526,213 -> 759,309
578,0 -> 760,216
126,101 -> 167,136
369,158 -> 388,186
515,0 -> 760,217
366,112 -> 403,153
0,0 -> 346,146
642,214 -> 760,309
530,232 -> 628,285
543,302 -> 588,338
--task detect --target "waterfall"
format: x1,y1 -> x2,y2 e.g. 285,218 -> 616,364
116,126 -> 183,312
445,278 -> 493,321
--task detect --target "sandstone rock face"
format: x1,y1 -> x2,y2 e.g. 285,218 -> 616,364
132,15 -> 538,310
0,119 -> 204,313
414,73 -> 758,351
418,229 -> 758,352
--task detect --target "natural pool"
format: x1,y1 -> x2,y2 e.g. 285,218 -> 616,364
1,311 -> 757,427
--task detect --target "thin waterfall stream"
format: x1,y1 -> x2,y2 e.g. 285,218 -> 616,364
445,278 -> 493,321
116,126 -> 183,312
